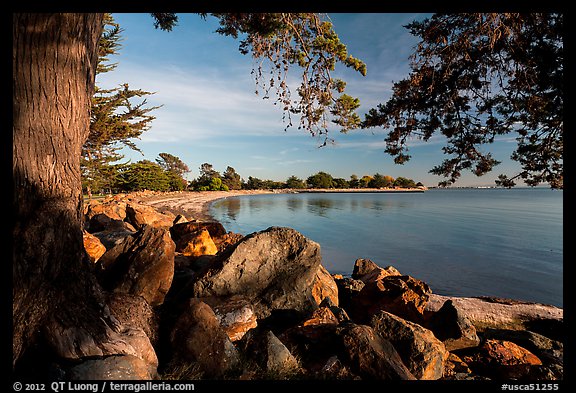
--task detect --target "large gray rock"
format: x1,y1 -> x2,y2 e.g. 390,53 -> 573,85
371,310 -> 448,380
97,225 -> 175,306
425,294 -> 563,335
190,226 -> 323,318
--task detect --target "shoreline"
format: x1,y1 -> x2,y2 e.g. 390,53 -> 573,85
136,188 -> 426,221
136,190 -> 277,221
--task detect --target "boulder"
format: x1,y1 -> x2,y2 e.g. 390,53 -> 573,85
125,203 -> 175,229
371,310 -> 448,380
204,295 -> 258,342
316,356 -> 360,380
311,265 -> 339,307
190,227 -> 323,319
443,352 -> 473,380
175,228 -> 218,257
45,316 -> 158,376
213,231 -> 244,253
241,329 -> 300,376
335,277 -> 365,312
106,293 -> 159,346
169,299 -> 239,378
97,225 -> 175,306
337,323 -> 416,380
170,221 -> 227,242
350,275 -> 431,324
172,214 -> 189,225
92,228 -> 136,250
85,199 -> 127,222
302,307 -> 339,327
425,294 -> 563,336
68,355 -> 153,380
82,230 -> 107,263
351,258 -> 401,283
425,299 -> 480,351
464,339 -> 543,379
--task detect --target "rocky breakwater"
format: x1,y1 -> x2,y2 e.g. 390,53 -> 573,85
17,192 -> 562,381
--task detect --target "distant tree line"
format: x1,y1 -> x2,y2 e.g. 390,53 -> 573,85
83,155 -> 423,195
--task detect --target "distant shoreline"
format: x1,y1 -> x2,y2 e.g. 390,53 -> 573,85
293,188 -> 426,194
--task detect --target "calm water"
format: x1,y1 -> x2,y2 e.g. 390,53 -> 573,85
210,188 -> 563,307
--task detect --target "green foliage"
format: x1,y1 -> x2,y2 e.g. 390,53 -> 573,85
362,13 -> 563,189
222,166 -> 242,190
244,176 -> 264,190
118,160 -> 171,192
306,171 -> 334,189
285,175 -> 306,189
393,176 -> 417,189
369,173 -> 393,188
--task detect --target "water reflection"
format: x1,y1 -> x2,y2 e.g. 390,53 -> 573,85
286,196 -> 305,212
307,198 -> 339,217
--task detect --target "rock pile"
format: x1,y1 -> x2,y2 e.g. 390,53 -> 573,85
17,193 -> 563,381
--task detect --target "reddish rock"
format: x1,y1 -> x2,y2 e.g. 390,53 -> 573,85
351,274 -> 431,324
338,324 -> 416,380
212,231 -> 244,253
205,296 -> 258,342
352,258 -> 401,283
466,339 -> 543,379
170,299 -> 240,377
311,265 -> 339,307
170,221 -> 227,242
97,226 -> 175,306
175,228 -> 218,257
83,230 -> 107,263
125,203 -> 175,229
302,307 -> 339,327
371,310 -> 448,380
85,199 -> 127,222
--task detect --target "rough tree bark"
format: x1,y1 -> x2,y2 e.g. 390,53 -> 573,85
12,13 -> 105,366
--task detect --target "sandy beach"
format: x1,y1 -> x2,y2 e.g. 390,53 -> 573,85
135,190 -> 277,221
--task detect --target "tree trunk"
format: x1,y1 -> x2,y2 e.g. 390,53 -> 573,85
12,13 -> 104,366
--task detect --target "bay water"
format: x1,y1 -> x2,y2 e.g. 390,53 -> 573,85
210,188 -> 563,307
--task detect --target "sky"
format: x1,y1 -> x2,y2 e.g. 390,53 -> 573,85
98,13 -> 524,187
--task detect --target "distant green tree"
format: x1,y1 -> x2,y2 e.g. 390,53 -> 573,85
194,162 -> 222,190
156,152 -> 189,177
245,176 -> 264,190
156,152 -> 189,190
369,173 -> 393,188
359,175 -> 373,188
118,160 -> 171,191
349,174 -> 360,189
333,178 -> 350,189
307,171 -> 334,189
222,166 -> 242,190
393,176 -> 417,188
262,180 -> 285,189
285,175 -> 306,189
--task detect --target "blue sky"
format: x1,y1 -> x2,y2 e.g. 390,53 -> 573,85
98,13 -> 523,187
